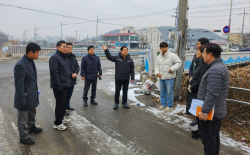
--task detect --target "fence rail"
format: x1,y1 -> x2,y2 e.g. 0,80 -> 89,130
227,86 -> 250,105
9,45 -> 147,57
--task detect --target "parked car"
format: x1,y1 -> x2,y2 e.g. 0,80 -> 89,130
238,47 -> 250,52
230,47 -> 239,52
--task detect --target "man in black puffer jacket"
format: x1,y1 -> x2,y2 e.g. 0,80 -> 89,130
102,45 -> 135,110
49,40 -> 71,131
81,45 -> 102,107
65,42 -> 79,111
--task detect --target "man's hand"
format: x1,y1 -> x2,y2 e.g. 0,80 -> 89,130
99,75 -> 102,77
169,69 -> 173,73
72,73 -> 77,78
82,77 -> 85,80
102,45 -> 108,50
157,73 -> 162,78
197,111 -> 208,121
131,79 -> 134,82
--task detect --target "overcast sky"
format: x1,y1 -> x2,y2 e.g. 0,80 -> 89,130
0,0 -> 250,41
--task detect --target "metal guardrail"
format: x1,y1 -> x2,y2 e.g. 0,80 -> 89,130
227,86 -> 250,106
9,45 -> 147,57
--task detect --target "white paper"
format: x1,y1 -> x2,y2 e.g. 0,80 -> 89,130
189,99 -> 204,116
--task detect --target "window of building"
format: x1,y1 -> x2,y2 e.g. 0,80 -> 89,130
115,36 -> 118,41
128,30 -> 130,33
125,36 -> 129,41
111,36 -> 115,41
130,36 -> 135,41
135,36 -> 138,41
120,36 -> 124,41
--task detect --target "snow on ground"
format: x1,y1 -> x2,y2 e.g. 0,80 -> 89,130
69,111 -> 147,155
134,73 -> 140,80
99,70 -> 250,154
0,108 -> 14,154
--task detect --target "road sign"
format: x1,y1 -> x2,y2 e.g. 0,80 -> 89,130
223,26 -> 230,33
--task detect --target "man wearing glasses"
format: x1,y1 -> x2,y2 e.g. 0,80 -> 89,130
49,40 -> 71,131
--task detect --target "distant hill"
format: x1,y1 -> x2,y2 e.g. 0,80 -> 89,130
82,26 -> 224,42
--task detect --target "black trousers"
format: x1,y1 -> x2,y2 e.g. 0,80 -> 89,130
53,88 -> 68,125
66,85 -> 75,109
83,79 -> 97,100
199,117 -> 222,155
115,79 -> 129,104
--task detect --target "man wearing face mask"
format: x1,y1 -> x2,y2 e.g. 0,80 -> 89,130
102,45 -> 135,110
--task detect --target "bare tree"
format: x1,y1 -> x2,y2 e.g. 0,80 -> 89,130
139,35 -> 146,49
0,31 -> 10,48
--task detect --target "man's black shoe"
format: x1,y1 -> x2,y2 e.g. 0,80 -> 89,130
122,103 -> 129,109
190,117 -> 199,126
191,130 -> 199,134
29,126 -> 42,134
192,133 -> 202,140
20,137 -> 35,145
84,100 -> 88,107
113,103 -> 119,109
66,107 -> 74,111
90,99 -> 98,105
65,111 -> 70,116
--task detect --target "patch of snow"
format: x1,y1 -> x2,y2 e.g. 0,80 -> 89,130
134,73 -> 140,80
68,111 -> 146,154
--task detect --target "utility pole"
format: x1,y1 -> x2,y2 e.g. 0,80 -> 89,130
96,16 -> 98,48
61,22 -> 63,40
174,0 -> 188,98
239,8 -> 249,47
76,30 -> 78,42
227,0 -> 233,52
23,29 -> 26,44
34,26 -> 38,43
87,34 -> 89,45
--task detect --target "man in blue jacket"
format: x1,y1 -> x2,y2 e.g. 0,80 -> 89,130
49,40 -> 71,131
14,42 -> 42,145
102,45 -> 135,109
81,45 -> 102,107
197,43 -> 229,155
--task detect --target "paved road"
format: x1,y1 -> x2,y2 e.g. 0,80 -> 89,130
0,58 -> 246,155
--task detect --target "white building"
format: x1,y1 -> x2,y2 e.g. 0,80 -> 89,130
120,26 -> 162,47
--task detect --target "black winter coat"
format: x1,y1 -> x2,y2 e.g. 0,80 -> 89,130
104,49 -> 135,80
14,55 -> 39,111
67,53 -> 80,86
80,54 -> 102,80
49,50 -> 71,89
187,58 -> 208,111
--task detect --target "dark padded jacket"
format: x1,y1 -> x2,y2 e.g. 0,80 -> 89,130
80,54 -> 102,80
49,50 -> 71,89
197,58 -> 229,119
67,53 -> 80,86
104,49 -> 135,80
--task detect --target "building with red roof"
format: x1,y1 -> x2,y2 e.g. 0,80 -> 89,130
103,33 -> 139,49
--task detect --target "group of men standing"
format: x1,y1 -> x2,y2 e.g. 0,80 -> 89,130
13,39 -> 229,155
14,41 -> 135,145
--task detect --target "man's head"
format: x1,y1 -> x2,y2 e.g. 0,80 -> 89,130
66,42 -> 73,54
160,42 -> 168,54
120,46 -> 128,58
203,43 -> 221,64
88,45 -> 95,55
197,38 -> 209,49
26,42 -> 41,60
57,40 -> 67,53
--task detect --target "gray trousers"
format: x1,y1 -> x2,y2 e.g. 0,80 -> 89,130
17,108 -> 36,140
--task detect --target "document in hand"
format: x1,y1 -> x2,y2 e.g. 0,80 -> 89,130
189,99 -> 214,121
